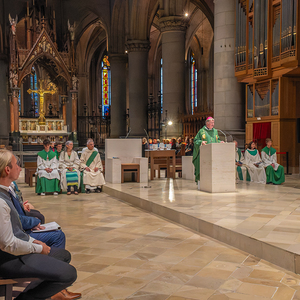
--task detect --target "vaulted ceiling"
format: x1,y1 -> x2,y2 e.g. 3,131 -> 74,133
1,0 -> 214,52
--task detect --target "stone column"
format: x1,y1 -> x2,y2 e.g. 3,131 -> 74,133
70,91 -> 78,143
9,97 -> 14,132
12,88 -> 19,132
71,92 -> 78,132
77,72 -> 88,116
127,40 -> 150,137
110,54 -> 127,138
160,16 -> 186,138
61,96 -> 67,124
214,0 -> 243,133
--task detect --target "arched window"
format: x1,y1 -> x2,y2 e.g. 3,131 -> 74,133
160,58 -> 163,114
30,68 -> 39,117
101,55 -> 111,117
18,91 -> 21,114
191,54 -> 198,115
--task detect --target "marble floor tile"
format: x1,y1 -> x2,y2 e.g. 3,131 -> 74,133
6,177 -> 300,300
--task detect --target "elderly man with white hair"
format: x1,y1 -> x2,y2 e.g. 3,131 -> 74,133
59,141 -> 81,195
80,139 -> 105,193
192,117 -> 224,182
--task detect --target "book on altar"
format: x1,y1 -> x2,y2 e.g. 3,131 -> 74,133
32,221 -> 61,233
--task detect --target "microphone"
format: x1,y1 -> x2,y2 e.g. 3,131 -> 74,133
216,129 -> 227,143
144,129 -> 150,141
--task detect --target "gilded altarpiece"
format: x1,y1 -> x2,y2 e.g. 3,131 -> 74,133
8,2 -> 78,145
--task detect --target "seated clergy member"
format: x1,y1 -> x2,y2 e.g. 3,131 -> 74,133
261,138 -> 285,185
36,139 -> 61,196
59,140 -> 80,195
80,139 -> 105,193
0,150 -> 80,300
244,141 -> 266,184
234,140 -> 250,181
55,142 -> 63,160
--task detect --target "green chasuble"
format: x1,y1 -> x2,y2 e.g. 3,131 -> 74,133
261,146 -> 285,185
192,126 -> 220,182
35,150 -> 60,193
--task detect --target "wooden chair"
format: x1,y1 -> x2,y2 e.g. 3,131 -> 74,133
0,279 -> 16,300
24,162 -> 37,187
121,163 -> 140,183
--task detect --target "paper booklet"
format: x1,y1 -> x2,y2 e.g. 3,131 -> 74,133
32,221 -> 61,233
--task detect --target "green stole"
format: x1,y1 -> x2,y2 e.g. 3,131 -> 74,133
261,146 -> 276,156
236,148 -> 241,161
86,151 -> 98,167
37,149 -> 56,161
247,149 -> 258,156
55,150 -> 61,160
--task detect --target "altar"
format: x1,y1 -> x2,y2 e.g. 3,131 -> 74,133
19,118 -> 70,144
7,15 -> 79,147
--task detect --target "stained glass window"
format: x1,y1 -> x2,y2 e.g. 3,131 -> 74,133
30,68 -> 39,117
18,90 -> 21,114
191,54 -> 198,115
160,58 -> 163,114
101,55 -> 111,117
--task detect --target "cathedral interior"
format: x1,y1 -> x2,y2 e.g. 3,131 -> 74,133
1,0 -> 299,173
2,1 -> 300,299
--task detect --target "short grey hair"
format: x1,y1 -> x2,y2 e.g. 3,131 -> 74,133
87,138 -> 94,145
65,140 -> 73,146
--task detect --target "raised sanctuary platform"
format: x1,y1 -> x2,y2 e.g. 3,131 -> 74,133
103,176 -> 300,274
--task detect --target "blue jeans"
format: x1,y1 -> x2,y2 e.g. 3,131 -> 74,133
30,230 -> 66,248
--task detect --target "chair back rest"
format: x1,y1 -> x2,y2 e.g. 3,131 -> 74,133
24,162 -> 37,168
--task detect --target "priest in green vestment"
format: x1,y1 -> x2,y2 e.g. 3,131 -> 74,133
261,138 -> 285,185
36,139 -> 61,195
192,117 -> 223,182
80,139 -> 105,193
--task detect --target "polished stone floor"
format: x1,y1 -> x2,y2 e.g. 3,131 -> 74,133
106,175 -> 300,251
7,176 -> 300,300
103,175 -> 300,272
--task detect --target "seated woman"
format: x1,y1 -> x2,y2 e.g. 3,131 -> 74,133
244,141 -> 266,184
261,138 -> 285,185
36,139 -> 61,195
59,140 -> 80,195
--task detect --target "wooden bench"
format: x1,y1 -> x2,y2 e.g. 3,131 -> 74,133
121,163 -> 140,183
154,157 -> 182,178
24,162 -> 37,187
0,278 -> 38,300
0,279 -> 16,300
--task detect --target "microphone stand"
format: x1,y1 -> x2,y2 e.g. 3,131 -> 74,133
125,128 -> 131,139
216,129 -> 227,143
